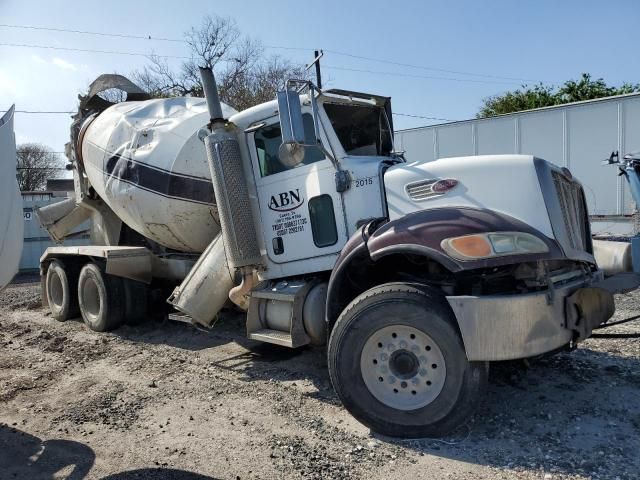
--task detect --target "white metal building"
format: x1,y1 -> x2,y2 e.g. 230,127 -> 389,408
21,186 -> 90,271
395,93 -> 640,235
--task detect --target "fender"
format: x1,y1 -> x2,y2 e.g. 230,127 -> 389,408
326,206 -> 564,327
367,207 -> 562,269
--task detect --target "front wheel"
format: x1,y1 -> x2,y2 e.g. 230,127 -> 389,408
328,283 -> 488,438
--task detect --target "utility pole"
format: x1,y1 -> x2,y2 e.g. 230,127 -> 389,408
314,50 -> 322,89
306,50 -> 324,89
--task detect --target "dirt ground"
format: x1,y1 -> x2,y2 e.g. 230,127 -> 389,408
1,279 -> 639,480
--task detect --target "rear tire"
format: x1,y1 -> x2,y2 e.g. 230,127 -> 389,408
45,260 -> 79,321
328,282 -> 488,438
77,263 -> 125,332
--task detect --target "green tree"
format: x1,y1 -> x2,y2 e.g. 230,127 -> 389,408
478,74 -> 640,118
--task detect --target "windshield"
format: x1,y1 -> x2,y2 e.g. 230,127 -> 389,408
323,103 -> 393,157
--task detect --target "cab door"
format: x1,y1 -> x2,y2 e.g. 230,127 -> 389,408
248,113 -> 348,264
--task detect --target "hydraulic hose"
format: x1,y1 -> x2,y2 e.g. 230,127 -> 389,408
590,313 -> 640,339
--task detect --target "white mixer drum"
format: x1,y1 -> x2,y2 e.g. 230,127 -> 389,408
81,97 -> 237,252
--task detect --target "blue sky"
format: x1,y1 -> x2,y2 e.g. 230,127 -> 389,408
1,0 -> 639,154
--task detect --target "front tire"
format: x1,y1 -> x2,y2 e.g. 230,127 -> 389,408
77,263 -> 125,332
328,283 -> 488,438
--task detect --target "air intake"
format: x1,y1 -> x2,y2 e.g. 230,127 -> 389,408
406,178 -> 459,201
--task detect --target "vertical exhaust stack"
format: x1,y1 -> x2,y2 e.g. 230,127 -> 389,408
200,67 -> 262,271
168,68 -> 262,324
200,67 -> 224,123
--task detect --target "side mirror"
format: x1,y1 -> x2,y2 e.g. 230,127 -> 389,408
279,143 -> 305,168
277,84 -> 322,168
278,90 -> 306,145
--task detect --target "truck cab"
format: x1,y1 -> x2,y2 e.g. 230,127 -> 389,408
229,88 -> 394,278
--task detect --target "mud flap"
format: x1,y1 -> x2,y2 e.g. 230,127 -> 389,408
565,287 -> 615,341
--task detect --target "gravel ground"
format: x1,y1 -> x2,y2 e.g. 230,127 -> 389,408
0,281 -> 639,479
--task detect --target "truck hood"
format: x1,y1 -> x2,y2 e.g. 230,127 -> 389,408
384,154 -> 595,264
385,154 -> 554,238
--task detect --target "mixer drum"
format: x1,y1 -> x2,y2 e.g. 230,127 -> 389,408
81,96 -> 237,253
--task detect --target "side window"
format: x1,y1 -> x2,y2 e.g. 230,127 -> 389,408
308,194 -> 338,247
254,113 -> 324,177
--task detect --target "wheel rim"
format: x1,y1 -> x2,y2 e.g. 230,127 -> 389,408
49,271 -> 64,308
82,276 -> 102,320
360,324 -> 446,411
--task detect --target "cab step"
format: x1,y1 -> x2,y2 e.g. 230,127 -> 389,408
248,328 -> 294,347
168,312 -> 193,324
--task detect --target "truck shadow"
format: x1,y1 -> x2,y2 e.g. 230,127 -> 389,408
102,469 -> 218,479
107,311 -> 246,352
0,424 -> 95,479
0,425 -> 219,479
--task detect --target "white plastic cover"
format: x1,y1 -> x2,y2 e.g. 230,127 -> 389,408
0,106 -> 24,289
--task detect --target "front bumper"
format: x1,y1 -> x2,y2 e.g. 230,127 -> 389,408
446,271 -> 622,361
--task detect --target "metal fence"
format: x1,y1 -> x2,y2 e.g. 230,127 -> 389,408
395,93 -> 640,234
21,192 -> 90,271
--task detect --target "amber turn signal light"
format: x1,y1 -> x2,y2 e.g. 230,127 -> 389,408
441,232 -> 548,260
448,235 -> 492,258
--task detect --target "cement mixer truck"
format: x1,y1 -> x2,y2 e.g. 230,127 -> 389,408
35,70 -> 636,438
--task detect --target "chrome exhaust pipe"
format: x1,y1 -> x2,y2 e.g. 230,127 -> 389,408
199,67 -> 224,125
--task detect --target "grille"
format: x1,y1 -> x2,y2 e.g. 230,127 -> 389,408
406,179 -> 440,201
552,171 -> 588,251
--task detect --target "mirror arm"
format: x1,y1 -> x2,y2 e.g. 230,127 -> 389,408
317,142 -> 337,167
317,141 -> 350,192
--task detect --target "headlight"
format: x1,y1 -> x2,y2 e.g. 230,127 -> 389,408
441,232 -> 548,260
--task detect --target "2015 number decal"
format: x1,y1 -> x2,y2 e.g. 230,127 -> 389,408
354,177 -> 374,188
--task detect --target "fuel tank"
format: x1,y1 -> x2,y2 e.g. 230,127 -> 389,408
81,97 -> 237,252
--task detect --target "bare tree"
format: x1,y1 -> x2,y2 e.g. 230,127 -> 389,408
16,143 -> 65,191
97,87 -> 128,103
132,15 -> 309,111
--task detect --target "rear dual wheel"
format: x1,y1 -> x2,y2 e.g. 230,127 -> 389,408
46,260 -> 148,331
328,283 -> 488,438
45,260 -> 80,321
78,263 -> 125,332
